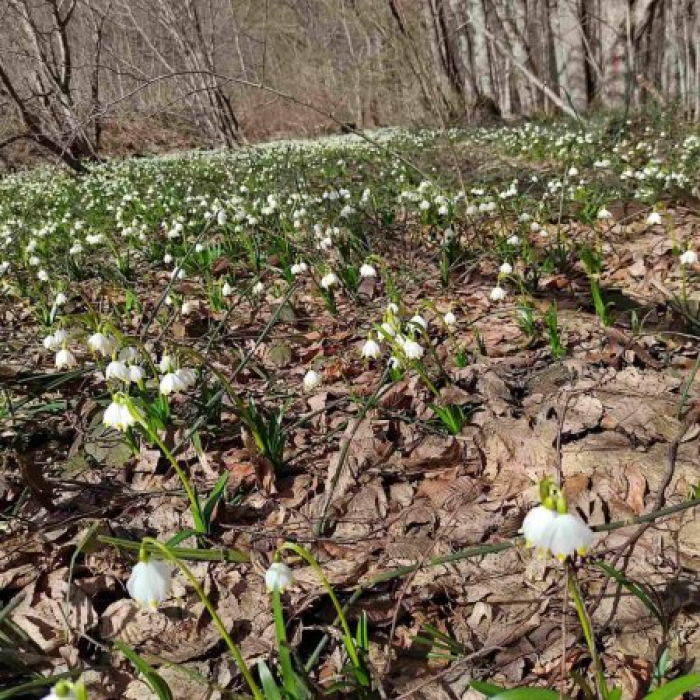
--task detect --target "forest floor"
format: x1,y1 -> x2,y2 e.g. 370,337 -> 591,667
0,117 -> 699,699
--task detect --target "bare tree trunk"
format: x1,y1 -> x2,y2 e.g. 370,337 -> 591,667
555,0 -> 588,112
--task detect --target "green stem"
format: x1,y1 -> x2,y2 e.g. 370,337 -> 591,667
139,421 -> 204,532
568,565 -> 608,700
280,542 -> 361,670
98,535 -> 248,562
142,538 -> 263,700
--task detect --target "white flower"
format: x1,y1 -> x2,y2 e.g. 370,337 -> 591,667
159,354 -> 174,373
499,261 -> 513,275
540,512 -> 594,560
127,559 -> 173,608
103,400 -> 136,431
320,272 -> 338,289
360,263 -> 377,278
54,292 -> 67,306
160,371 -> 186,395
381,321 -> 397,338
119,347 -> 139,364
252,281 -> 264,295
181,301 -> 193,316
443,311 -> 456,326
506,235 -> 520,246
44,334 -> 60,351
265,562 -> 295,592
217,209 -> 228,226
175,367 -> 197,389
38,269 -> 49,282
646,211 -> 662,225
361,338 -> 381,359
222,281 -> 234,296
403,339 -> 424,360
521,505 -> 557,548
303,369 -> 322,392
55,348 -> 77,369
409,315 -> 427,330
680,249 -> 698,266
106,360 -> 130,382
163,253 -> 173,264
597,207 -> 613,221
490,286 -> 507,302
568,166 -> 579,177
128,365 -> 145,383
88,332 -> 115,357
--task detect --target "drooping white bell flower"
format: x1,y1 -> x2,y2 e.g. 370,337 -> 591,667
44,334 -> 59,351
443,311 -> 456,326
175,367 -> 197,389
409,315 -> 427,330
159,354 -> 174,373
539,512 -> 594,560
181,301 -> 193,316
54,292 -> 68,306
380,321 -> 397,338
103,399 -> 137,431
303,369 -> 322,392
499,261 -> 513,275
53,329 -> 69,345
88,332 -> 116,357
217,209 -> 228,226
128,365 -> 145,384
222,281 -> 234,296
119,347 -> 139,364
160,371 -> 186,395
680,249 -> 698,266
521,505 -> 557,549
320,272 -> 338,289
106,360 -> 130,382
597,207 -> 613,221
361,337 -> 381,359
55,348 -> 77,370
265,562 -> 295,593
506,234 -> 520,246
646,211 -> 662,225
490,286 -> 507,302
403,338 -> 424,360
360,263 -> 377,278
291,262 -> 308,276
126,559 -> 173,609
252,281 -> 264,295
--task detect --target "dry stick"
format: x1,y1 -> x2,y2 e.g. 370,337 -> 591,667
381,488 -> 471,680
314,367 -> 391,536
391,644 -> 506,700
